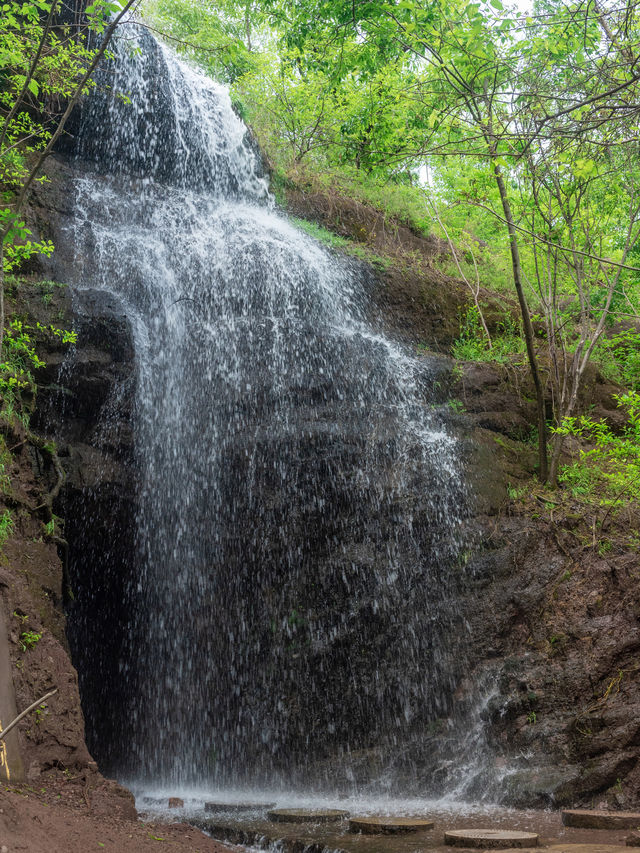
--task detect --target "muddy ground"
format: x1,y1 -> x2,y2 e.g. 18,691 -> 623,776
1,774 -> 235,853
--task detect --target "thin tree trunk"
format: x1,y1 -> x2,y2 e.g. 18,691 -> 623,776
428,197 -> 492,346
4,0 -> 139,231
549,432 -> 565,487
245,1 -> 252,51
492,164 -> 549,481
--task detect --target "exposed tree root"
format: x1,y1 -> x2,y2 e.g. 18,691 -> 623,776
28,432 -> 65,522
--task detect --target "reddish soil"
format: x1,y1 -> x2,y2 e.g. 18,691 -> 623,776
0,774 -> 236,853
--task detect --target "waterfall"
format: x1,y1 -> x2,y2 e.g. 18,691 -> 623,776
63,29 -> 468,792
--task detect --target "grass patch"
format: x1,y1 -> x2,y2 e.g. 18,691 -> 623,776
289,215 -> 393,269
0,509 -> 14,548
452,306 -> 525,364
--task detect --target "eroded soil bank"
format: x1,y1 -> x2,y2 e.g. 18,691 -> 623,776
0,777 -> 234,853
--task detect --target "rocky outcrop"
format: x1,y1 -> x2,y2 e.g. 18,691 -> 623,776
30,285 -> 138,773
0,411 -> 92,780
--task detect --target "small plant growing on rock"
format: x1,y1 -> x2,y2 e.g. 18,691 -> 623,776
19,630 -> 42,651
0,509 -> 13,547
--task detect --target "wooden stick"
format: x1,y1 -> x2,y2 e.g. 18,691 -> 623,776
0,688 -> 58,741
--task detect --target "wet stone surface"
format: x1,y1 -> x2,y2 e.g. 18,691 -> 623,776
349,817 -> 435,834
562,813 -> 640,831
444,829 -> 539,848
174,803 -> 640,853
178,801 -> 628,853
268,808 -> 350,823
204,802 -> 276,813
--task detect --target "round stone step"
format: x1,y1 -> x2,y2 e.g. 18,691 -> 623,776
562,811 -> 640,830
349,816 -> 434,834
205,801 -> 276,813
548,845 -> 631,853
267,808 -> 349,823
445,829 -> 539,848
168,797 -> 184,809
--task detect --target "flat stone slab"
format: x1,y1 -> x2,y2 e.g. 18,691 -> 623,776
205,802 -> 276,813
267,808 -> 349,824
548,846 -> 631,853
562,812 -> 640,830
349,816 -> 434,834
445,829 -> 539,848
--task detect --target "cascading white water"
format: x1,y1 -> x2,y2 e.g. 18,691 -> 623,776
64,28 -> 469,792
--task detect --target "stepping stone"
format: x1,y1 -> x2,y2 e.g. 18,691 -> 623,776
168,797 -> 184,808
445,829 -> 539,848
548,846 -> 630,853
627,835 -> 640,847
562,811 -> 640,830
349,816 -> 434,834
205,801 -> 276,813
142,796 -> 165,805
267,808 -> 349,823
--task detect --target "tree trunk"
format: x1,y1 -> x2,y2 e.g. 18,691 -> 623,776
549,432 -> 564,487
492,164 -> 549,481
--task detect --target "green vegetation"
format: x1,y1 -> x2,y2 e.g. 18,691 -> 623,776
505,393 -> 640,547
0,308 -> 77,425
36,280 -> 67,306
289,216 -> 390,268
452,307 -> 525,365
0,509 -> 14,547
1,0 -> 140,358
597,331 -> 640,391
556,393 -> 640,508
0,2 -> 129,588
19,629 -> 42,651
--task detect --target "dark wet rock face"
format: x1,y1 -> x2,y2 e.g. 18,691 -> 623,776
27,279 -> 138,768
456,487 -> 640,807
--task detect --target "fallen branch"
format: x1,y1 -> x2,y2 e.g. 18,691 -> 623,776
0,688 -> 58,741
